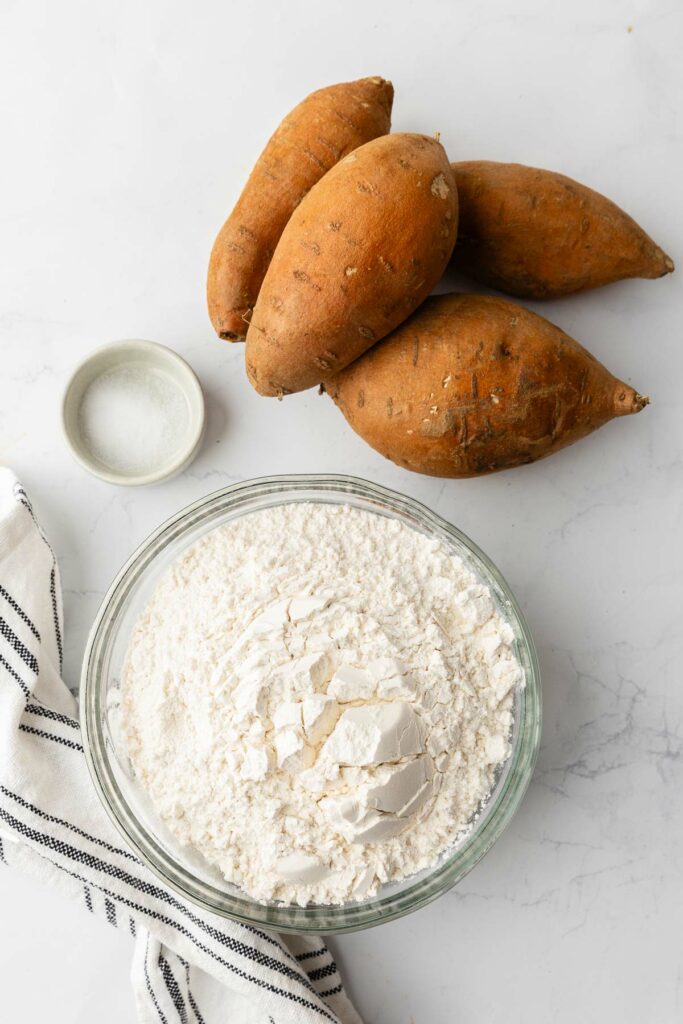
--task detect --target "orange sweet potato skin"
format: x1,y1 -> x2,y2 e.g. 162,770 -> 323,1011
207,77 -> 393,341
326,294 -> 647,478
246,133 -> 458,396
451,161 -> 674,299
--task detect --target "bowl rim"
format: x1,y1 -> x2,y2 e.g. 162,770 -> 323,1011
61,338 -> 206,486
81,473 -> 541,933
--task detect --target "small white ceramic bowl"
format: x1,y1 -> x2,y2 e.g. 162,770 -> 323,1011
62,340 -> 206,486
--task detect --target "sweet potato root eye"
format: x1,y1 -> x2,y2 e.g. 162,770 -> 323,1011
430,174 -> 450,198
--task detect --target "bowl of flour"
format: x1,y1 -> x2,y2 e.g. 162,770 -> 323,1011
82,475 -> 540,932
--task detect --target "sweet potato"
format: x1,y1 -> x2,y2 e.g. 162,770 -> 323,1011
450,161 -> 674,299
245,133 -> 458,396
207,77 -> 394,341
326,293 -> 648,478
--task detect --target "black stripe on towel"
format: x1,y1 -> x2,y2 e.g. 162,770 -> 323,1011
84,884 -> 93,912
242,921 -> 302,961
145,936 -> 168,1024
105,896 -> 117,927
25,702 -> 79,729
0,785 -> 140,864
159,954 -> 188,1024
49,565 -> 63,672
185,963 -> 205,1024
13,484 -> 63,672
0,616 -> 38,674
308,962 -> 338,983
188,990 -> 205,1024
0,583 -> 40,640
0,651 -> 30,699
318,983 -> 343,999
18,723 -> 83,752
296,947 -> 329,962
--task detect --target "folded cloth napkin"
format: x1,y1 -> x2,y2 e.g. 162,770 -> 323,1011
0,470 -> 361,1024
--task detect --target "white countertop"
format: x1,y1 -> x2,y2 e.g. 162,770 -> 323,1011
1,1 -> 682,1021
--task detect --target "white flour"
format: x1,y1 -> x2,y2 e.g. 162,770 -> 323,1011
121,502 -> 523,906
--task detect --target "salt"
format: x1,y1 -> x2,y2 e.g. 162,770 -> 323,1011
77,364 -> 190,476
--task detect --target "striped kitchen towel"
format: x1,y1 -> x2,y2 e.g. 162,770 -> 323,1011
0,469 -> 361,1024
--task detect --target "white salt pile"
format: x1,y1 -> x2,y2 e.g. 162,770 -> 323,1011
77,364 -> 191,476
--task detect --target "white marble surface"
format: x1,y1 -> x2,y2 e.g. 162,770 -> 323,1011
1,1 -> 682,1020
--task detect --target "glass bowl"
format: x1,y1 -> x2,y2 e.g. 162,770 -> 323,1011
81,474 -> 541,934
